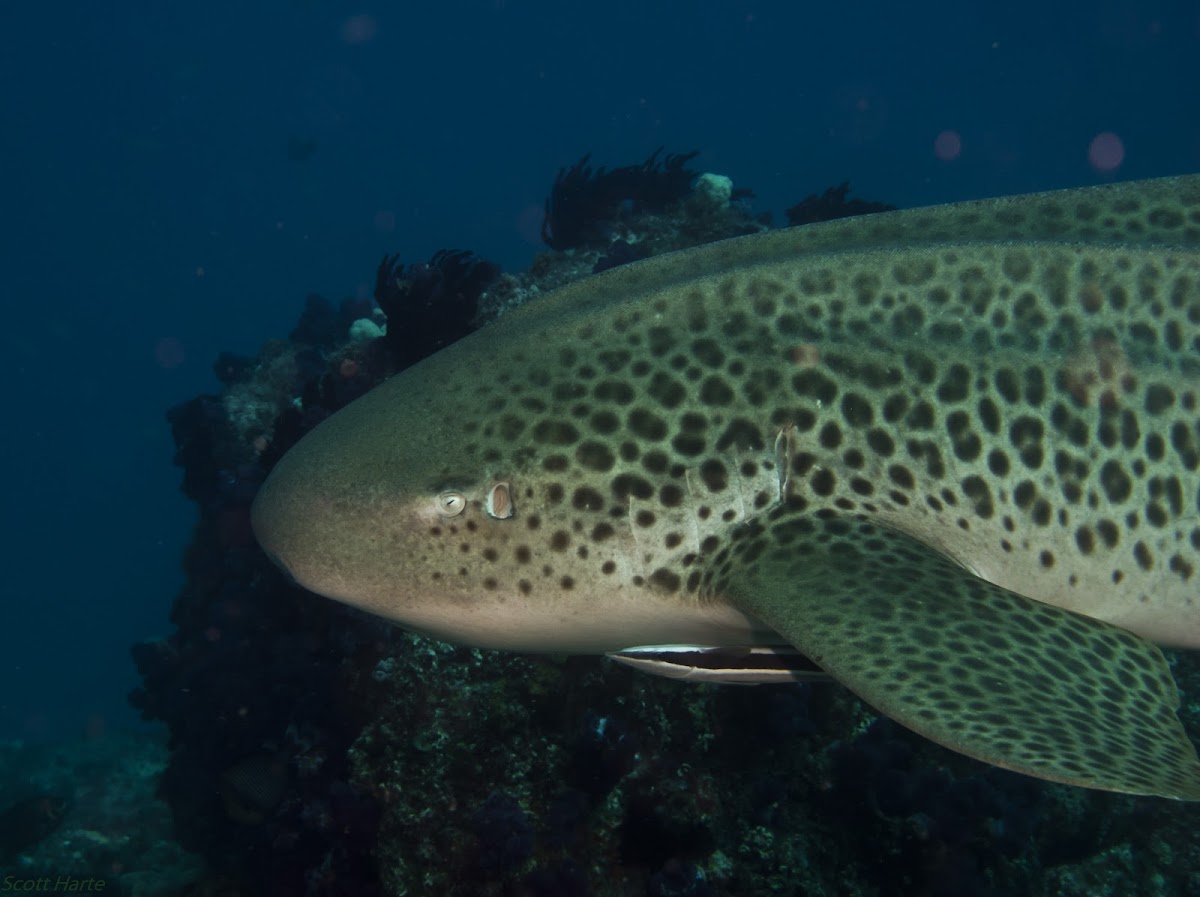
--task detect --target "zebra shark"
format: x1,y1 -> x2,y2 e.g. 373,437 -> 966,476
252,175 -> 1200,799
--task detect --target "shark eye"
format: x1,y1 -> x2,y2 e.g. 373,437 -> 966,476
435,492 -> 466,517
486,482 -> 514,519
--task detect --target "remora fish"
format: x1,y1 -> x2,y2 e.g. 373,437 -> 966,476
253,176 -> 1200,799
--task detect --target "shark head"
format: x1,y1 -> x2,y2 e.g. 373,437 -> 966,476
251,309 -> 773,654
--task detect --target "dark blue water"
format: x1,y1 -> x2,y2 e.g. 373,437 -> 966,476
2,0 -> 1196,754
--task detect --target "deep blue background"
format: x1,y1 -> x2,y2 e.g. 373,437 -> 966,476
2,1 -> 1197,740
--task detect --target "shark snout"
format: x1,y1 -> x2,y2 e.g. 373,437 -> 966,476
250,459 -> 313,583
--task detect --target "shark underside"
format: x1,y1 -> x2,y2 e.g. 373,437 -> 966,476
253,174 -> 1200,800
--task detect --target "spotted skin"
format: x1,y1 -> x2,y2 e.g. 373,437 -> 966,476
254,175 -> 1200,799
716,513 -> 1200,799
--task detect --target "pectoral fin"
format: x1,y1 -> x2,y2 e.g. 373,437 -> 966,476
714,511 -> 1200,800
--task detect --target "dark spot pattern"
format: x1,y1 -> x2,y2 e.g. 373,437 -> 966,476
392,177 -> 1200,802
706,512 -> 1200,800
